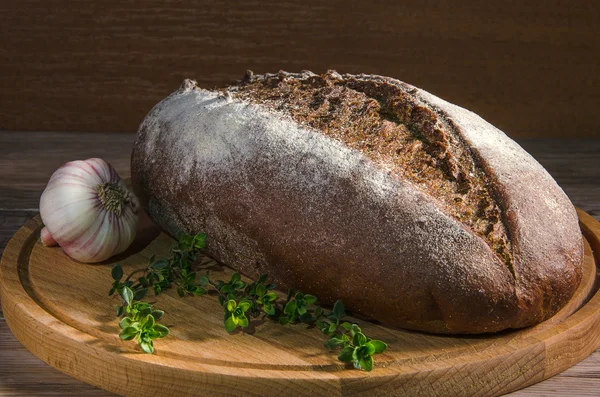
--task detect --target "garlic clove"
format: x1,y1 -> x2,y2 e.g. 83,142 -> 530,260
114,203 -> 138,254
41,184 -> 98,242
40,227 -> 57,247
66,211 -> 119,263
39,158 -> 139,263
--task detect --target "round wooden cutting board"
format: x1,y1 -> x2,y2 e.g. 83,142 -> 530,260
1,209 -> 599,397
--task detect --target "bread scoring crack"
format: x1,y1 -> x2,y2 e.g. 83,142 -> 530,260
225,70 -> 514,275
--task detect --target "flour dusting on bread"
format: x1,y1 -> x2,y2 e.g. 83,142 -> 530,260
131,71 -> 583,334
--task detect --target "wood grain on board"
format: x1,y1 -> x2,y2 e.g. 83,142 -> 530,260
0,212 -> 599,396
1,1 -> 599,138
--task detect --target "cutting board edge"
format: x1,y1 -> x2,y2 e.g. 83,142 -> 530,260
1,211 -> 599,397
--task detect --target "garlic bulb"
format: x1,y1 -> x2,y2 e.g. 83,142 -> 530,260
39,158 -> 140,263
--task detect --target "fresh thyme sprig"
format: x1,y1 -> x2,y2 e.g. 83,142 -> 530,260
204,272 -> 388,370
108,232 -> 207,353
115,286 -> 169,353
108,232 -> 387,371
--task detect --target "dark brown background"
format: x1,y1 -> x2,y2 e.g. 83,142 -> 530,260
1,3 -> 600,395
1,1 -> 599,138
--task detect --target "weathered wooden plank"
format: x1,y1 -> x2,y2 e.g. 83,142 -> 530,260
1,1 -> 599,137
0,131 -> 135,210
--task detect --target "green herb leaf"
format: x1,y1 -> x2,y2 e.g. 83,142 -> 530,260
338,346 -> 354,362
119,326 -> 138,341
314,306 -> 323,319
111,264 -> 123,281
365,342 -> 376,356
350,324 -> 361,336
238,300 -> 252,312
121,286 -> 134,305
332,300 -> 345,320
368,340 -> 387,354
304,294 -> 317,305
185,271 -> 196,283
147,329 -> 160,339
140,340 -> 154,354
359,355 -> 374,371
238,315 -> 249,328
328,322 -> 338,335
220,285 -> 231,294
284,300 -> 297,317
153,324 -> 170,338
192,286 -> 206,296
152,258 -> 169,270
353,332 -> 368,347
297,305 -> 307,315
135,302 -> 151,312
352,346 -> 360,361
226,300 -> 237,312
231,272 -> 241,283
225,316 -> 237,332
133,288 -> 148,301
233,281 -> 245,290
316,320 -> 329,334
144,314 -> 155,329
341,322 -> 353,331
151,310 -> 164,321
324,337 -> 345,349
264,292 -> 277,302
193,233 -> 206,249
263,302 -> 275,316
256,283 -> 267,297
119,317 -> 133,329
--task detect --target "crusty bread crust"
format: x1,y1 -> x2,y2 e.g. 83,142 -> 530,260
131,72 -> 583,334
410,79 -> 584,326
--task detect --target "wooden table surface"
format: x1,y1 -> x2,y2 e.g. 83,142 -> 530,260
0,131 -> 599,396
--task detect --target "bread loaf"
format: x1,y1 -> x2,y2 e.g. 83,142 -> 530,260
131,71 -> 584,334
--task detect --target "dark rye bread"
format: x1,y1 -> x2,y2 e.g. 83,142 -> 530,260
131,71 -> 584,334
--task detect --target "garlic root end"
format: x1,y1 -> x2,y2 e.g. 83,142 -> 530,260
40,227 -> 58,246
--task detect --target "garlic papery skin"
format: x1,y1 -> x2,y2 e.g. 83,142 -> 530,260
39,158 -> 140,263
